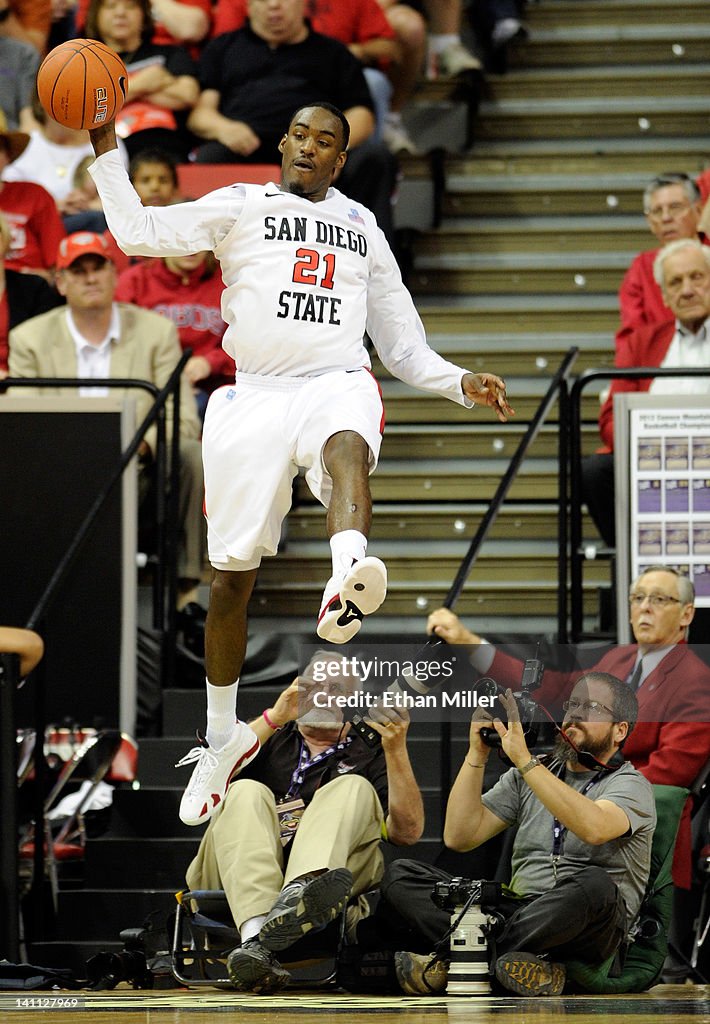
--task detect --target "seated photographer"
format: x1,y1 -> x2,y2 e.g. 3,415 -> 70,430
183,653 -> 424,995
425,565 -> 710,893
372,672 -> 655,996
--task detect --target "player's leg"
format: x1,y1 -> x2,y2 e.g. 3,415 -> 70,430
293,370 -> 387,644
177,382 -> 294,825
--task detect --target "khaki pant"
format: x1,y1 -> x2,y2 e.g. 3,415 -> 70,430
186,774 -> 385,931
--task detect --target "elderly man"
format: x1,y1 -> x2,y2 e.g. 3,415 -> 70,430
8,230 -> 206,619
615,172 -> 705,365
426,563 -> 710,894
584,237 -> 710,546
185,656 -> 424,994
374,672 -> 655,996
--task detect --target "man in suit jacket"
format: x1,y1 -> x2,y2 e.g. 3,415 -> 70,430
427,564 -> 710,890
8,230 -> 206,609
584,237 -> 710,546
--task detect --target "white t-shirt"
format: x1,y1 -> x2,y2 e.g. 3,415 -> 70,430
3,131 -> 129,202
651,320 -> 710,396
89,149 -> 472,404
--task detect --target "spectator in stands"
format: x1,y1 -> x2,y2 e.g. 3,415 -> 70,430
184,657 -> 424,993
0,2 -> 39,132
3,93 -> 130,233
0,112 -> 66,279
74,0 -> 212,55
188,0 -> 400,244
469,0 -> 527,71
0,624 -> 43,677
583,238 -> 710,546
0,0 -> 50,53
210,0 -> 411,154
115,250 -> 234,420
0,210 -> 63,377
615,172 -> 704,366
8,231 -> 207,621
425,562 -> 710,895
375,674 -> 654,996
421,0 -> 483,78
128,147 -> 182,206
84,0 -> 200,160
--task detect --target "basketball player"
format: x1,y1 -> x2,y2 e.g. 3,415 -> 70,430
87,102 -> 514,828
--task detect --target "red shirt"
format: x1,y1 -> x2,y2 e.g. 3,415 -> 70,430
115,258 -> 235,390
212,0 -> 395,62
0,181 -> 66,273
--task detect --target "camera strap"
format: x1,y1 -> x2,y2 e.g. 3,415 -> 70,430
550,768 -> 604,881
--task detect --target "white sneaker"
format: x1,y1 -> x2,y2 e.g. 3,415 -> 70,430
430,41 -> 482,80
382,115 -> 420,156
491,18 -> 527,48
316,556 -> 388,644
175,721 -> 260,826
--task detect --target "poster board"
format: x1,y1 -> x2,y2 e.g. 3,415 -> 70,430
614,394 -> 710,642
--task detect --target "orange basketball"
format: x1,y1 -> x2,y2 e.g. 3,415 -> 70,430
37,38 -> 127,132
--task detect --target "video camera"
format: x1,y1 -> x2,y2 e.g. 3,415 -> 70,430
478,654 -> 544,752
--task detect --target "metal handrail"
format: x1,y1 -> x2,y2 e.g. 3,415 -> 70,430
568,365 -> 710,642
435,347 -> 579,811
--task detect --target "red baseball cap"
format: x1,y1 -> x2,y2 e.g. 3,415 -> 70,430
56,232 -> 113,270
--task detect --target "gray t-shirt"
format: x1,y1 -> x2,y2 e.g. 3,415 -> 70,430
481,760 -> 656,924
0,37 -> 39,128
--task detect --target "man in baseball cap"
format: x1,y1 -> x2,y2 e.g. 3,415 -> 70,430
55,231 -> 112,270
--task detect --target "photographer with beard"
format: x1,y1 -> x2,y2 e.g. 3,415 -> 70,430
371,672 -> 656,997
183,652 -> 424,995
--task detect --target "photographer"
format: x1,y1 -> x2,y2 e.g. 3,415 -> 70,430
373,672 -> 656,996
183,654 -> 424,995
426,565 -> 710,893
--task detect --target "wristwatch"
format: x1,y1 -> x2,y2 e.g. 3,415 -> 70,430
519,756 -> 542,777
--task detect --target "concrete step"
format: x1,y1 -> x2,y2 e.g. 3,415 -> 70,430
410,250 -> 633,295
475,95 -> 709,142
507,23 -> 710,68
442,171 -> 665,217
288,501 -> 601,543
525,0 -> 710,30
416,293 -> 619,334
82,836 -> 201,888
55,888 -> 176,941
450,137 -> 709,176
248,578 -> 603,623
414,216 -> 650,255
487,62 -> 710,100
377,423 -> 602,461
415,330 -> 614,372
375,375 -> 605,425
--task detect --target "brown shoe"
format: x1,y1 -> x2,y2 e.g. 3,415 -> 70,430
395,951 -> 448,994
495,951 -> 565,996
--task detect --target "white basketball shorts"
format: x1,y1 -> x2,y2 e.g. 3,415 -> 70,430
202,368 -> 385,571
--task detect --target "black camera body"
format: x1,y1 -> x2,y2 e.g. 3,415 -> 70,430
479,656 -> 543,751
432,877 -> 502,912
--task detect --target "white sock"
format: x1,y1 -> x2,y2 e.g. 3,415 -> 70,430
329,530 -> 367,580
240,914 -> 266,943
205,678 -> 238,750
428,33 -> 459,54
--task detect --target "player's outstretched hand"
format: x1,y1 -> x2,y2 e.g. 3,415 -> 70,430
88,121 -> 119,157
462,372 -> 515,422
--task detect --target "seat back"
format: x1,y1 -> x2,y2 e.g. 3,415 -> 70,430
565,783 -> 688,994
177,164 -> 281,199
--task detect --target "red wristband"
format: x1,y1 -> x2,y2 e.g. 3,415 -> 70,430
263,708 -> 281,730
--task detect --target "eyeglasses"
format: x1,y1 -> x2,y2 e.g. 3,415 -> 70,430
562,699 -> 615,719
645,201 -> 692,221
628,593 -> 681,608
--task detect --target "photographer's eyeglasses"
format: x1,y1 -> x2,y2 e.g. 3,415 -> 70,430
628,593 -> 681,608
562,699 -> 615,719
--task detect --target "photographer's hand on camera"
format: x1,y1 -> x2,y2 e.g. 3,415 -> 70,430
365,705 -> 410,752
467,707 -> 494,769
491,689 -> 534,771
364,706 -> 424,846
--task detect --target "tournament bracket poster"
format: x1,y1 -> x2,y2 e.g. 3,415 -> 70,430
628,401 -> 710,607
